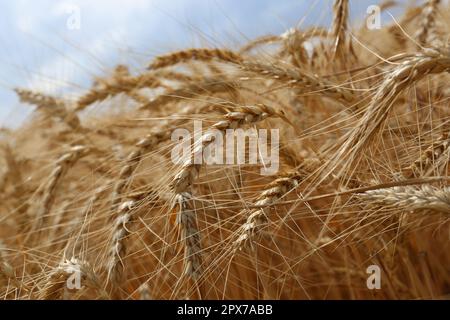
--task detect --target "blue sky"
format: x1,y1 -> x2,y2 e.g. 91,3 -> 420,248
0,0 -> 403,127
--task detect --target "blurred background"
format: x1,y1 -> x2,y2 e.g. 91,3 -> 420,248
0,0 -> 406,127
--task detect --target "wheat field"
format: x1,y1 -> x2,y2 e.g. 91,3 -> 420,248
0,0 -> 449,300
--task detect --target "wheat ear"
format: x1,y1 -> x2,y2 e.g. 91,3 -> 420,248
280,27 -> 328,67
139,77 -> 238,110
241,61 -> 354,102
138,283 -> 152,300
0,245 -> 19,288
76,72 -> 162,112
328,48 -> 450,178
358,185 -> 450,215
171,104 -> 290,194
148,48 -> 242,70
239,34 -> 281,54
68,185 -> 109,238
111,132 -> 168,211
0,262 -> 16,286
107,190 -> 151,287
34,146 -> 89,230
174,193 -> 202,280
331,0 -> 350,57
39,258 -> 103,300
107,200 -> 135,286
2,145 -> 29,222
15,88 -> 80,129
379,0 -> 398,11
405,132 -> 450,177
415,0 -> 441,46
171,104 -> 290,280
234,172 -> 302,251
